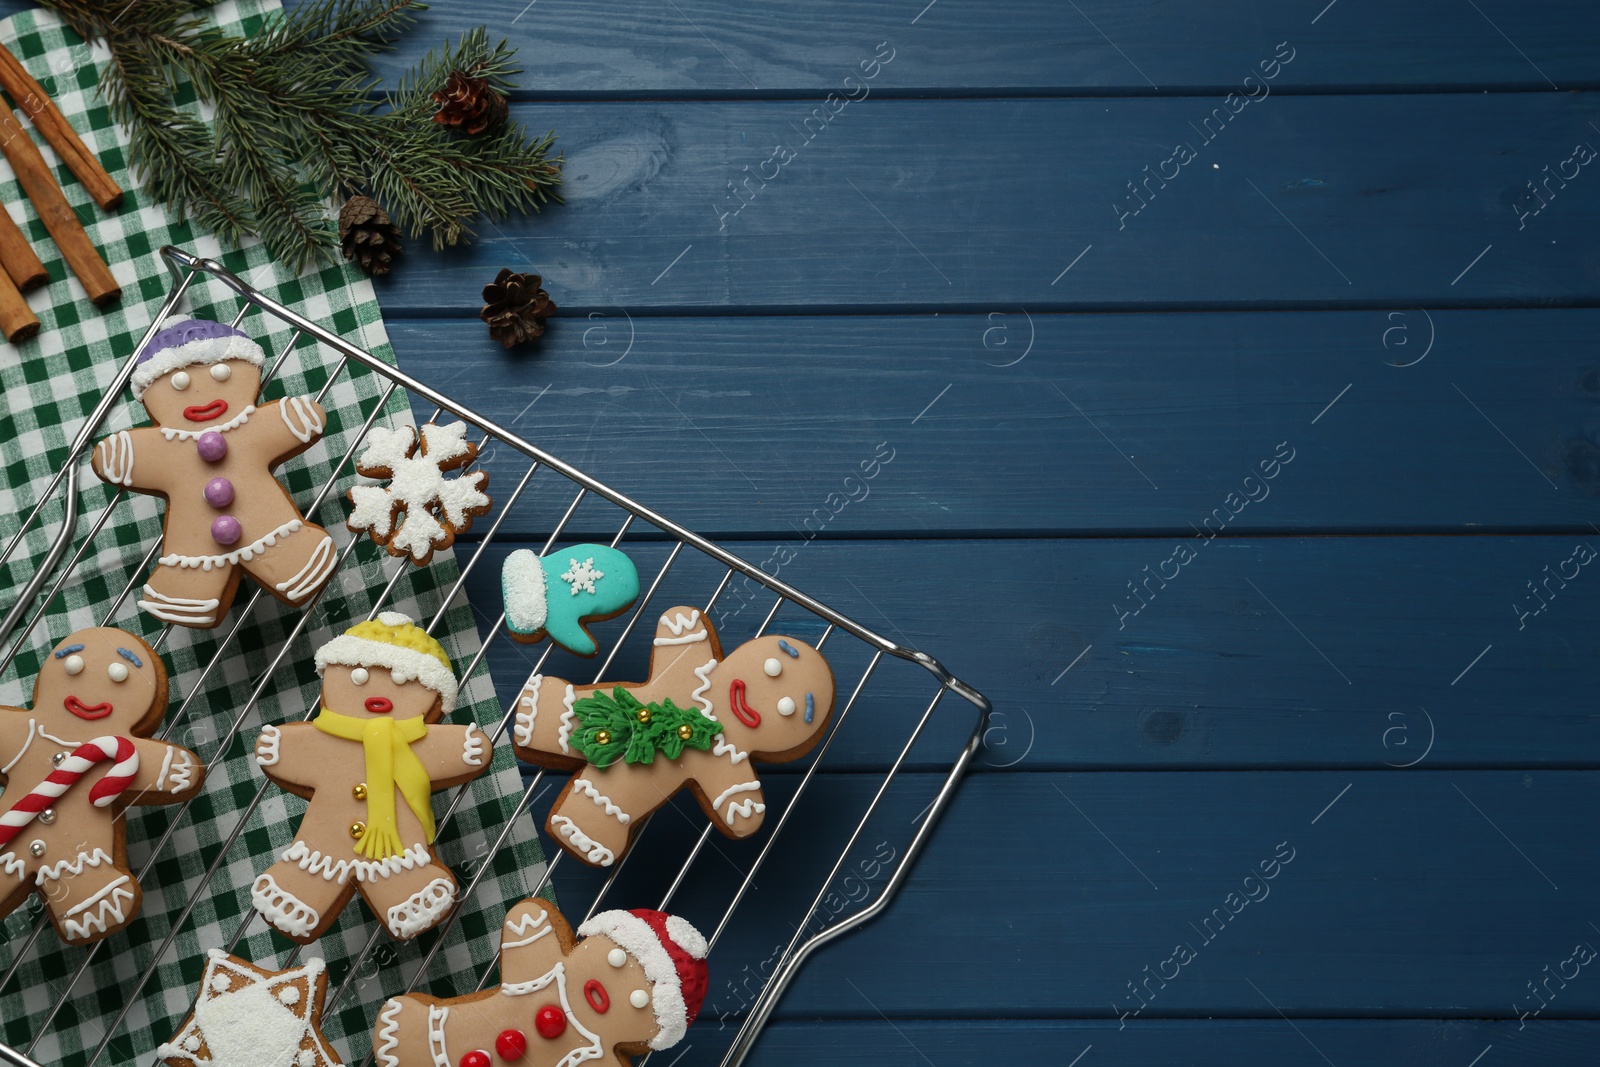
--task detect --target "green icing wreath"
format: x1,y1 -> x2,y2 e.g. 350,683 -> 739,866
568,687 -> 720,768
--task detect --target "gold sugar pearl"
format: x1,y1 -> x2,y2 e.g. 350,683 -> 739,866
635,707 -> 652,724
594,730 -> 612,746
349,821 -> 366,840
677,724 -> 694,741
352,783 -> 368,800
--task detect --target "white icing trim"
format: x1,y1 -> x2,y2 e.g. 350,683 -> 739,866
36,847 -> 114,886
427,1004 -> 450,1067
578,909 -> 709,1049
167,749 -> 193,792
257,724 -> 282,766
0,852 -> 23,880
1,720 -> 36,774
158,517 -> 304,571
386,876 -> 455,938
97,430 -> 135,486
138,585 -> 219,626
503,906 -> 552,949
275,532 -> 337,602
691,659 -> 718,716
284,839 -> 350,884
156,746 -> 174,790
573,777 -> 631,825
252,871 -> 319,937
63,880 -> 136,939
713,737 -> 750,766
663,915 -> 709,959
63,875 -> 131,918
723,797 -> 765,824
355,841 -> 436,883
659,610 -> 702,636
710,781 -> 763,819
514,675 -> 542,748
280,395 -> 325,444
497,964 -> 606,1067
503,550 -> 549,635
551,814 -> 615,866
654,630 -> 707,646
375,999 -> 404,1067
462,722 -> 486,767
130,331 -> 264,398
315,628 -> 459,714
157,404 -> 255,441
557,683 -> 577,754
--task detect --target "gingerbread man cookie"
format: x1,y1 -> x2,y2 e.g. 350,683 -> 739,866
374,900 -> 707,1067
513,607 -> 836,867
0,627 -> 204,944
91,317 -> 339,629
252,613 -> 491,943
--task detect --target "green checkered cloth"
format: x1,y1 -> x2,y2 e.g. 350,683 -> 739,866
0,3 -> 548,1066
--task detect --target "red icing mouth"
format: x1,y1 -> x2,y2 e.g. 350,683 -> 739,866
365,697 -> 394,715
64,695 -> 113,720
182,398 -> 229,423
727,679 -> 762,728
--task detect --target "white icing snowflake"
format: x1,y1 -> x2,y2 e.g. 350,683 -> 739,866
348,422 -> 491,562
560,556 -> 604,595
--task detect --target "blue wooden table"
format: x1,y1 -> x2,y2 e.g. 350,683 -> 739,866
48,1 -> 1600,1062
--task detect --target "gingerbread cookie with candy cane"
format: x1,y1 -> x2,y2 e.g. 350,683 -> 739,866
91,317 -> 339,629
373,899 -> 707,1067
513,606 -> 835,867
0,627 -> 204,945
251,613 -> 491,943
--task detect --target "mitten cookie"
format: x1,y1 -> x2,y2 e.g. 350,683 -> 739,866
0,627 -> 204,944
502,544 -> 640,656
513,606 -> 836,867
251,612 -> 491,943
347,422 -> 491,566
374,900 -> 707,1067
157,950 -> 343,1067
90,317 -> 339,629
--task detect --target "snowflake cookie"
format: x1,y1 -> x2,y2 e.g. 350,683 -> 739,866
347,421 -> 491,566
157,950 -> 342,1067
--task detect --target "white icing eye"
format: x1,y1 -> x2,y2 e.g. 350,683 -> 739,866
629,989 -> 651,1009
171,371 -> 191,391
351,667 -> 369,685
777,696 -> 796,716
763,657 -> 782,677
63,655 -> 84,676
210,362 -> 232,381
608,948 -> 627,968
107,662 -> 129,682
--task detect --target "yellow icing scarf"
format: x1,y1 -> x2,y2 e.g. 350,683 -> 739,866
314,709 -> 433,860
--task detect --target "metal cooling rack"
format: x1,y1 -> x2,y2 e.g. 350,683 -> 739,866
0,246 -> 991,1067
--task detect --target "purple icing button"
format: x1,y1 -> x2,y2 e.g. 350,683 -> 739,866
210,515 -> 242,546
196,431 -> 227,463
203,477 -> 234,508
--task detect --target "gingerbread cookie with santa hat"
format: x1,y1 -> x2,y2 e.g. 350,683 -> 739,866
373,899 -> 707,1067
0,627 -> 204,944
91,317 -> 339,629
251,612 -> 491,943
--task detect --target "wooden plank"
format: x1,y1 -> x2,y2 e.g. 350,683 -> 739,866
387,308 -> 1598,537
360,1 -> 1600,95
456,536 -> 1600,770
741,1020 -> 1596,1066
377,93 -> 1600,311
630,770 -> 1600,1017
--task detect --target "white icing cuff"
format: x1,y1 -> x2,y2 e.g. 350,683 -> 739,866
252,872 -> 319,938
462,722 -> 486,767
551,814 -> 615,866
385,877 -> 455,939
257,724 -> 282,766
503,549 -> 548,635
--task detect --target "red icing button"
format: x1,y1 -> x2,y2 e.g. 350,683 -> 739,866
534,1005 -> 567,1039
495,1029 -> 528,1060
458,1052 -> 491,1067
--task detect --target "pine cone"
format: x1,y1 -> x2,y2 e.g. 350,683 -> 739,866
431,70 -> 508,136
481,269 -> 557,348
338,196 -> 402,276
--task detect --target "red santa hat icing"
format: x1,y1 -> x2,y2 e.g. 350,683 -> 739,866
577,908 -> 709,1050
130,316 -> 265,399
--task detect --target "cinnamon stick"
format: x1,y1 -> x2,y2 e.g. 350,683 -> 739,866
0,42 -> 121,210
0,201 -> 45,290
0,263 -> 39,342
0,108 -> 119,305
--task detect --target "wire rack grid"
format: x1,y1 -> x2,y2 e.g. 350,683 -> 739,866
0,246 -> 991,1067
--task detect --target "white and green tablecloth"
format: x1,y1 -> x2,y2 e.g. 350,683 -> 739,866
0,3 -> 547,1065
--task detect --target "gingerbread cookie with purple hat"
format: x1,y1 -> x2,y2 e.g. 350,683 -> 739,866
91,317 -> 338,629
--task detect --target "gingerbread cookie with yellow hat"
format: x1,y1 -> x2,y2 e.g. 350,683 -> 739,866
251,612 -> 491,943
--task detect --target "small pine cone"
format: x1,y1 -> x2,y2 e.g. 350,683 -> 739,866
481,269 -> 557,348
338,196 -> 402,276
432,70 -> 508,136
